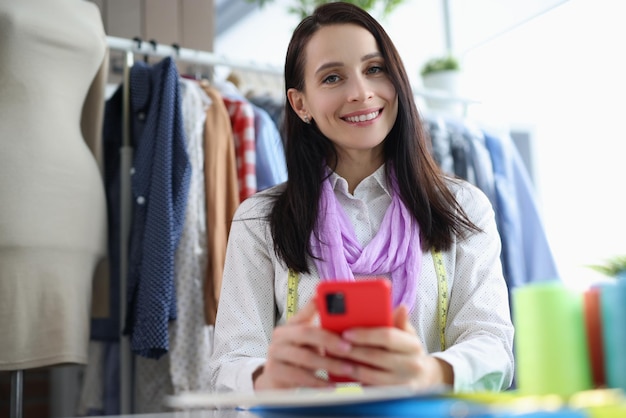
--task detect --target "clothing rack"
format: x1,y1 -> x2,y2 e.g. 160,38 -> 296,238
107,36 -> 283,76
105,35 -> 285,415
104,35 -> 477,414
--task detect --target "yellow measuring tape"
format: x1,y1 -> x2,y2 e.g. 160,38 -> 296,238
432,250 -> 448,351
287,249 -> 449,351
287,268 -> 299,321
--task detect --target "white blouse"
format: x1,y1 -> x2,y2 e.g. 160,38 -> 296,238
209,165 -> 514,393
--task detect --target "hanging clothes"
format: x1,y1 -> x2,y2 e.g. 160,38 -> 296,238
83,35 -> 290,411
91,84 -> 124,343
80,80 -> 126,417
167,78 -> 213,394
83,57 -> 194,414
252,102 -> 288,191
483,129 -> 560,289
197,80 -> 240,326
215,79 -> 258,202
423,113 -> 560,294
124,56 -> 191,359
249,93 -> 286,146
447,118 -> 497,207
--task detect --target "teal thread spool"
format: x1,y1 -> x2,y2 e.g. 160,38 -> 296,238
600,276 -> 626,392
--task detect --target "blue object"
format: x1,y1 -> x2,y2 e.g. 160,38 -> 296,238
250,397 -> 491,417
125,57 -> 191,358
600,279 -> 626,392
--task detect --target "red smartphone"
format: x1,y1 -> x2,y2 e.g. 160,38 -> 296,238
315,278 -> 393,383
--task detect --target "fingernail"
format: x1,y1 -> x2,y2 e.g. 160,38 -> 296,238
338,341 -> 351,352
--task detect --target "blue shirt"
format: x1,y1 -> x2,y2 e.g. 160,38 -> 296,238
484,130 -> 560,289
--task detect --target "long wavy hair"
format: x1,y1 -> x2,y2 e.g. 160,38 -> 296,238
269,2 -> 479,274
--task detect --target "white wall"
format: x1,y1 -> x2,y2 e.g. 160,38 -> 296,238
216,0 -> 626,290
463,0 -> 626,289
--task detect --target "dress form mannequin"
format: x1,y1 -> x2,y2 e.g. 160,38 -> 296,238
0,0 -> 108,414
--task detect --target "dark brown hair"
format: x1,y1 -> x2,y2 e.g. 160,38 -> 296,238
270,1 -> 478,273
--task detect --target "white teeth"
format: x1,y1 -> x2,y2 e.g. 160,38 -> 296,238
345,111 -> 379,123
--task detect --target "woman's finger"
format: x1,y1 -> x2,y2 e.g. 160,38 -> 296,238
341,326 -> 421,354
258,358 -> 331,389
273,322 -> 352,357
287,299 -> 318,324
394,304 -> 417,334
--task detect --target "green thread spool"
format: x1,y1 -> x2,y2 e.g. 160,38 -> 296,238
513,281 -> 592,397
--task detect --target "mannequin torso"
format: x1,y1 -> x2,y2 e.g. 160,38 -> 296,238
0,0 -> 108,370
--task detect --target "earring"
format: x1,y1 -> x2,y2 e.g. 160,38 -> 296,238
303,115 -> 310,124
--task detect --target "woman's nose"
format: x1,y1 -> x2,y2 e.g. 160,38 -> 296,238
346,75 -> 373,102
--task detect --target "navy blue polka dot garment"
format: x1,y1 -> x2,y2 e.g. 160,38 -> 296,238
124,57 -> 191,359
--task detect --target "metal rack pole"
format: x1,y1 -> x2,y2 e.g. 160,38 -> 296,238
119,49 -> 135,415
106,36 -> 282,75
10,370 -> 23,418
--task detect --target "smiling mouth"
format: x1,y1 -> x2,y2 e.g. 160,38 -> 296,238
343,109 -> 381,123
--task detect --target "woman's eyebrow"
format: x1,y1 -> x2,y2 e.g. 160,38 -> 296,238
314,52 -> 382,75
315,61 -> 342,75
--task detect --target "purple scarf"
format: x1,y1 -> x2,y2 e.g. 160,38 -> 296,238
310,171 -> 422,312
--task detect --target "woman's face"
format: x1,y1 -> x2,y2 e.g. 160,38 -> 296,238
288,23 -> 398,160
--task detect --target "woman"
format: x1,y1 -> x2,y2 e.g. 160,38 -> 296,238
209,2 -> 514,393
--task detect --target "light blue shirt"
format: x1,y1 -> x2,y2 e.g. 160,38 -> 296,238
252,104 -> 287,190
483,130 -> 560,289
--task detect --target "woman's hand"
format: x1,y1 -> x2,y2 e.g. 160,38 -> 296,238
253,300 -> 358,390
337,305 -> 454,389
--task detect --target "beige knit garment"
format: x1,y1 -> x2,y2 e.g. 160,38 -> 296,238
0,0 -> 108,370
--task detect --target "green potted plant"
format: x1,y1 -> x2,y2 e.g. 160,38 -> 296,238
420,55 -> 460,78
419,55 -> 463,114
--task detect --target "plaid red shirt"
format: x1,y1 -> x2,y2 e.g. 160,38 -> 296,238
223,96 -> 256,202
